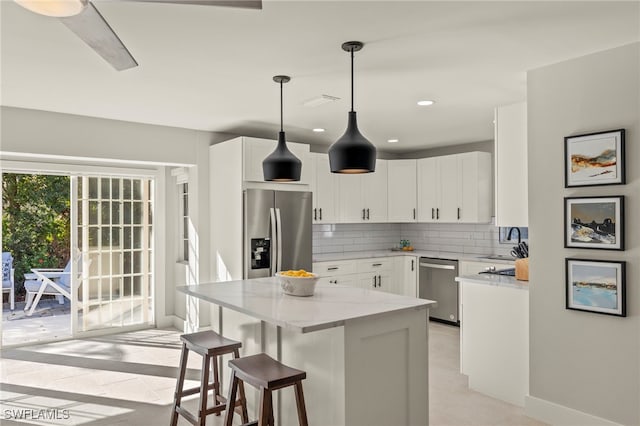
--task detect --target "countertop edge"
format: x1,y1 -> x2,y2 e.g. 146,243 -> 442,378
455,274 -> 529,291
178,284 -> 435,333
312,249 -> 516,264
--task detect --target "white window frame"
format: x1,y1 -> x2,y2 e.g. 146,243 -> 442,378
0,159 -> 168,345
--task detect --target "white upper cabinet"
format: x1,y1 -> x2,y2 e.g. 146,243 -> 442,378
337,159 -> 388,223
417,157 -> 438,222
388,160 -> 417,222
363,159 -> 388,222
438,155 -> 460,222
310,153 -> 338,223
417,152 -> 491,223
242,137 -> 311,185
494,102 -> 528,227
458,152 -> 492,223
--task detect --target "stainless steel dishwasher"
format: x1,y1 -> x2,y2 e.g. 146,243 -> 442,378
419,257 -> 459,325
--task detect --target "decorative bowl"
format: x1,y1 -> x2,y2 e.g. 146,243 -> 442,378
276,272 -> 319,297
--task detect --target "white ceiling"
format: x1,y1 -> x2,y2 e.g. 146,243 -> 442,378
1,1 -> 639,152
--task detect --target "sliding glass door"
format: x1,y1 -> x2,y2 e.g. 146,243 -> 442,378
72,176 -> 154,333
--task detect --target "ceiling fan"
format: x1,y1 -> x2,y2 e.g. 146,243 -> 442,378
14,0 -> 262,71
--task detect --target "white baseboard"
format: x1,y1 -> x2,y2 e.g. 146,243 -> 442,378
171,316 -> 185,331
155,314 -> 178,329
525,395 -> 622,426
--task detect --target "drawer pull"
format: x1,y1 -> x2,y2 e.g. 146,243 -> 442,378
372,263 -> 382,267
327,267 -> 339,271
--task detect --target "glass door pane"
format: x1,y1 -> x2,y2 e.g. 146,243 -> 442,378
74,176 -> 154,332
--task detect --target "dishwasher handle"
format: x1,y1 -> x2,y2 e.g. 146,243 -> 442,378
419,262 -> 456,270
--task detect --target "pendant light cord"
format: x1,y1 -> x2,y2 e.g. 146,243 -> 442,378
350,47 -> 354,112
280,80 -> 284,132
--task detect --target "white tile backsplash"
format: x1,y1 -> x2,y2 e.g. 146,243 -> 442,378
312,221 -> 514,256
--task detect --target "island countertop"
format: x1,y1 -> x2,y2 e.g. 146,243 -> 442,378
177,277 -> 436,333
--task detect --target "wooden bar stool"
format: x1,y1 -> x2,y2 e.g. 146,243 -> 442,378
170,330 -> 249,426
224,353 -> 308,426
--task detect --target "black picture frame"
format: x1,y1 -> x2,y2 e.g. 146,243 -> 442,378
566,258 -> 626,317
564,196 -> 624,251
564,129 -> 625,188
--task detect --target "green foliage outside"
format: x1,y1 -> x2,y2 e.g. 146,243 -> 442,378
2,174 -> 70,296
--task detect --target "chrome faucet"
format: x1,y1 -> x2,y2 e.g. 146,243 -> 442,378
506,227 -> 521,245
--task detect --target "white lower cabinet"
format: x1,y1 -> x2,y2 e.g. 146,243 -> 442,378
314,256 -> 410,296
395,256 -> 418,297
459,279 -> 529,407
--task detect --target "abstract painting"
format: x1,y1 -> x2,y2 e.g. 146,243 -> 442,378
565,196 -> 624,250
565,129 -> 625,187
566,259 -> 626,317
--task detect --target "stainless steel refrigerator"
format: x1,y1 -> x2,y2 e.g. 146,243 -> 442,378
243,189 -> 312,279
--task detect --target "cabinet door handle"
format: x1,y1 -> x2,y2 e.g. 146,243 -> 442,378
431,208 -> 435,219
413,208 -> 416,220
314,208 -> 317,220
436,208 -> 440,220
366,208 -> 370,220
411,259 -> 414,271
362,209 -> 366,220
377,275 -> 381,287
372,276 -> 376,288
327,267 -> 339,271
319,208 -> 322,221
457,207 -> 461,220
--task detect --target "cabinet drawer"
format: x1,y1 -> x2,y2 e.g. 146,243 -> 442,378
356,258 -> 393,273
313,261 -> 356,277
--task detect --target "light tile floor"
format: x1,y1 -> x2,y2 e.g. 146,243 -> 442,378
0,324 -> 545,425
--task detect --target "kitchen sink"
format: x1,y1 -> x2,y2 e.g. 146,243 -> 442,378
478,254 -> 515,261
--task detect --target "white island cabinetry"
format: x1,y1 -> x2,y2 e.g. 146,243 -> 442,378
179,278 -> 433,426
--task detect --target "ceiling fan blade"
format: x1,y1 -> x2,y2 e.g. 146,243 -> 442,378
127,0 -> 262,10
60,2 -> 138,71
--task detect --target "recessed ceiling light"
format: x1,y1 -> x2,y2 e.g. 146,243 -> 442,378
417,100 -> 435,106
312,128 -> 325,133
387,139 -> 399,143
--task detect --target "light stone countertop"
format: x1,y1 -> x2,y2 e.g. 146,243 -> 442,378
313,249 -> 516,265
455,273 -> 529,291
177,277 -> 436,333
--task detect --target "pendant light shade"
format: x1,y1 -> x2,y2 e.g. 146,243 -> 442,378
263,75 -> 302,182
328,41 -> 376,174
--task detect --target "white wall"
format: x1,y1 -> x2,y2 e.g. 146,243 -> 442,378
527,42 -> 639,425
0,106 -> 227,328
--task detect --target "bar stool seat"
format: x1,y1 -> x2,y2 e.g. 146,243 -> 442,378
224,353 -> 308,426
171,330 -> 248,426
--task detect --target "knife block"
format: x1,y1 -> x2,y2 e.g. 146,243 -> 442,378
515,258 -> 529,281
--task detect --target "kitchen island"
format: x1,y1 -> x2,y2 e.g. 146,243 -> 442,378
178,277 -> 436,426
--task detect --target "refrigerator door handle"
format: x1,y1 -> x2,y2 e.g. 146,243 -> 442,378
270,207 -> 277,274
276,208 -> 283,272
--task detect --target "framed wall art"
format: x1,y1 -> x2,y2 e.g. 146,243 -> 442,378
565,196 -> 624,250
566,258 -> 626,317
565,129 -> 625,187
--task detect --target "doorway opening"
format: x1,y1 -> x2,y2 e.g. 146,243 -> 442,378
1,171 -> 155,347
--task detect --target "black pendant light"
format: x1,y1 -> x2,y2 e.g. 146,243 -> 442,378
328,41 -> 376,174
263,75 -> 302,182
